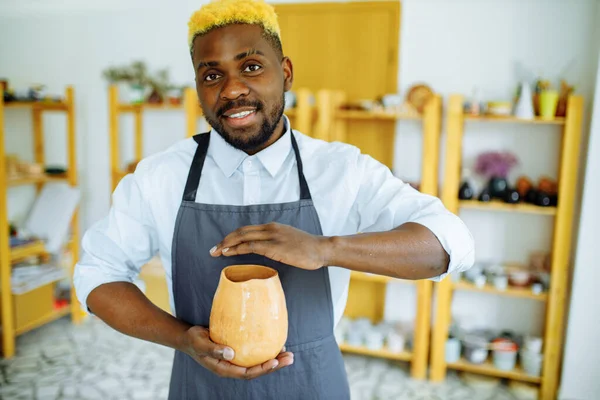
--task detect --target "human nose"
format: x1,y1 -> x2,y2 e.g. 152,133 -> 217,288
220,75 -> 250,100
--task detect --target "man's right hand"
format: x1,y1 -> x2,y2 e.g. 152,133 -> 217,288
180,326 -> 294,380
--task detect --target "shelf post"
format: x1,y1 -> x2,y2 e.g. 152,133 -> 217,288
294,88 -> 312,136
430,94 -> 464,381
134,109 -> 143,163
109,85 -> 120,192
409,94 -> 442,380
32,106 -> 44,194
184,87 -> 200,138
66,86 -> 83,324
0,89 -> 16,358
421,94 -> 442,196
541,95 -> 583,400
331,90 -> 347,143
313,89 -> 333,141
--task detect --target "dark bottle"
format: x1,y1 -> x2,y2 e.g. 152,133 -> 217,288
504,188 -> 520,204
459,181 -> 474,200
536,191 -> 551,207
525,188 -> 538,204
488,176 -> 508,199
478,188 -> 492,202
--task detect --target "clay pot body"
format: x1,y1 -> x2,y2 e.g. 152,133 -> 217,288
209,265 -> 288,367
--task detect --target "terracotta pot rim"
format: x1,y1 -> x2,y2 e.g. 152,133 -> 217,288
222,264 -> 278,284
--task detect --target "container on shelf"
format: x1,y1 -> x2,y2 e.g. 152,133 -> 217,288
463,334 -> 489,364
365,330 -> 384,351
387,331 -> 405,353
523,336 -> 543,354
521,350 -> 543,376
491,338 -> 518,371
493,275 -> 508,291
445,336 -> 462,363
474,274 -> 486,288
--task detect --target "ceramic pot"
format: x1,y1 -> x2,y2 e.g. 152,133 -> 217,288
459,181 -> 474,200
209,265 -> 288,367
504,188 -> 520,204
478,187 -> 492,202
488,177 -> 508,199
492,338 -> 518,371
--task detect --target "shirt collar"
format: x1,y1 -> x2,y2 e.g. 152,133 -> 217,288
208,115 -> 293,178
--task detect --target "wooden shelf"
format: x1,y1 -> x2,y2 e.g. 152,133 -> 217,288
117,103 -> 184,112
1,85 -> 82,358
459,200 -> 557,216
336,109 -> 422,121
339,343 -> 412,361
4,101 -> 69,111
15,305 -> 71,336
453,280 -> 547,301
7,173 -> 69,187
464,115 -> 565,125
350,271 -> 415,285
447,357 -> 541,384
10,240 -> 46,263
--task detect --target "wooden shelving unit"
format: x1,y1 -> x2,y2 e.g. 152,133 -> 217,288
339,342 -> 413,362
452,280 -> 548,302
447,357 -> 542,384
325,93 -> 442,380
108,85 -> 201,192
459,200 -> 557,216
0,86 -> 83,358
430,94 -> 583,400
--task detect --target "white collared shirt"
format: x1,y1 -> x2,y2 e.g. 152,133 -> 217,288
74,116 -> 474,325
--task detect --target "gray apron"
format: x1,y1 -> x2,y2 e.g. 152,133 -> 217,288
168,131 -> 350,399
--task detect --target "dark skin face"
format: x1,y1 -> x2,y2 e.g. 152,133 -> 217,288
192,24 -> 293,155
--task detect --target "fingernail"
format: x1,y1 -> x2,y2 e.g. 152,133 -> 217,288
223,347 -> 234,360
210,246 -> 217,254
222,247 -> 229,253
272,361 -> 279,369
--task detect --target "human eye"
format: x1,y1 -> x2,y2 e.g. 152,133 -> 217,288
243,64 -> 262,73
204,73 -> 221,82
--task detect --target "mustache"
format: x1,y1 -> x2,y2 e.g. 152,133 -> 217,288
217,99 -> 263,117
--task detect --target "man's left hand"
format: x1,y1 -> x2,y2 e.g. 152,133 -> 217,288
210,223 -> 329,270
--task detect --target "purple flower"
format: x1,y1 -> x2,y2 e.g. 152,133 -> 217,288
474,151 -> 519,178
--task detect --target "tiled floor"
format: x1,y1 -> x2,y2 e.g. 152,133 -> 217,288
0,317 -> 523,399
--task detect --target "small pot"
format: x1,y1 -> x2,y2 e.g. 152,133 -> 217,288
523,336 -> 543,354
521,350 -> 543,376
508,269 -> 531,287
474,274 -> 486,288
493,275 -> 508,291
445,337 -> 461,363
387,332 -> 405,353
492,338 -> 518,371
463,335 -> 489,364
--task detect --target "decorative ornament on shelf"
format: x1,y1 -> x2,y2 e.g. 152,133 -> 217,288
458,168 -> 475,200
513,81 -> 534,119
102,61 -> 184,105
474,151 -> 519,201
406,83 -> 434,114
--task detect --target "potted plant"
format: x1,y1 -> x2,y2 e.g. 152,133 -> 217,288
474,151 -> 519,200
102,60 -> 150,104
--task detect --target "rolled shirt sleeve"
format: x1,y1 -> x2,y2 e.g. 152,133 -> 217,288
73,169 -> 159,312
353,153 -> 474,281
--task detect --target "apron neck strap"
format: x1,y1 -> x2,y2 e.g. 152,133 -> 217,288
183,130 -> 312,202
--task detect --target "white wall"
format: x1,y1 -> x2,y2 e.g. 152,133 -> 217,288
1,0 -> 599,364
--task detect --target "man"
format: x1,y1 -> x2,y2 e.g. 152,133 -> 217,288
74,0 -> 474,398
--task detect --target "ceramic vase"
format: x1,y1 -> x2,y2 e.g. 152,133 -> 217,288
514,82 -> 534,119
209,265 -> 288,367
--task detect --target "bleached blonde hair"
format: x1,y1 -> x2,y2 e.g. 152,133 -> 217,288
188,0 -> 282,52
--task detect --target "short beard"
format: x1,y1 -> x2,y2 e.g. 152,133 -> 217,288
205,93 -> 285,153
